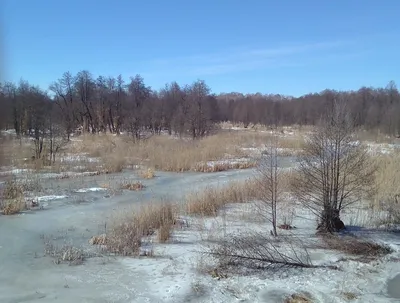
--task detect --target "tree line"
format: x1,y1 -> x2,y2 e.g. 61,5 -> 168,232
1,71 -> 399,140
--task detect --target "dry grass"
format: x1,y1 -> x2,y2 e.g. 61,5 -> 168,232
0,179 -> 27,215
284,293 -> 313,303
355,129 -> 394,144
369,153 -> 400,224
320,234 -> 392,258
140,168 -> 155,179
192,160 -> 256,173
185,178 -> 260,216
119,181 -> 145,191
341,291 -> 358,301
64,130 -> 305,173
2,127 -> 306,174
106,202 -> 176,255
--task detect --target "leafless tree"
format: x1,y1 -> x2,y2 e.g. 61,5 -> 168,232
291,100 -> 377,233
256,134 -> 280,236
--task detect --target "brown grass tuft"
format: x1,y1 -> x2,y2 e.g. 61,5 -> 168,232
320,234 -> 392,257
106,202 -> 176,255
119,181 -> 145,191
140,168 -> 155,179
342,291 -> 358,301
89,234 -> 107,245
284,293 -> 313,303
1,179 -> 27,215
185,178 -> 260,216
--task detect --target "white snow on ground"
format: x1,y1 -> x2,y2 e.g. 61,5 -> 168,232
364,142 -> 400,155
31,195 -> 68,202
241,146 -> 301,157
106,202 -> 400,302
60,154 -> 100,163
0,168 -> 34,176
0,129 -> 17,136
205,158 -> 254,168
75,187 -> 107,193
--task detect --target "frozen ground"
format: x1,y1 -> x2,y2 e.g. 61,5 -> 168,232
0,156 -> 399,302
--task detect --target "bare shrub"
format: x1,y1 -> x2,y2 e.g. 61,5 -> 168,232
185,179 -> 260,216
119,181 -> 145,191
207,232 -> 316,272
291,101 -> 377,233
320,234 -> 392,258
106,202 -> 176,255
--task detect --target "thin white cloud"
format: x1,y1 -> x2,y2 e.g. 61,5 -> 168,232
140,39 -> 361,77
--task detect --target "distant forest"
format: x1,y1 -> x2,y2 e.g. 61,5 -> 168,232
1,71 -> 399,140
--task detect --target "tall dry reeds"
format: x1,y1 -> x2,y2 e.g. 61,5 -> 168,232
106,202 -> 176,255
185,178 -> 261,216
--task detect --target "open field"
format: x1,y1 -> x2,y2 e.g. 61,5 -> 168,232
1,126 -> 400,302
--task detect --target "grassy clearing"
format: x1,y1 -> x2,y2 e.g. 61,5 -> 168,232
2,128 -> 306,174
105,202 -> 176,255
185,178 -> 260,216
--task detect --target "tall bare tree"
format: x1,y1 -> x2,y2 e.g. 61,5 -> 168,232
291,100 -> 377,233
256,134 -> 280,236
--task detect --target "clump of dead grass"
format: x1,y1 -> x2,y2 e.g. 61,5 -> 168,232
320,234 -> 392,258
0,179 -> 27,215
185,178 -> 260,216
140,168 -> 155,179
119,181 -> 145,191
284,293 -> 313,303
43,238 -> 87,265
341,291 -> 358,301
106,202 -> 176,255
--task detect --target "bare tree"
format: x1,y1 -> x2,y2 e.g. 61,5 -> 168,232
291,100 -> 377,233
256,134 -> 280,236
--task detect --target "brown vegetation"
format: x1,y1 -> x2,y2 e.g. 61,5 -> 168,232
284,293 -> 313,303
119,181 -> 145,191
320,234 -> 392,257
106,202 -> 176,255
1,179 -> 26,215
140,168 -> 155,179
185,179 -> 260,216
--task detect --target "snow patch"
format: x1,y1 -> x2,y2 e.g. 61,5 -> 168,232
32,195 -> 68,202
0,168 -> 34,176
75,187 -> 107,193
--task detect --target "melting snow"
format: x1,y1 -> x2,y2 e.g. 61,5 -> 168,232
32,195 -> 68,202
75,187 -> 107,193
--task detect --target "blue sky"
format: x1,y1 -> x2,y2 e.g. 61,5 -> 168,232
1,0 -> 399,96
